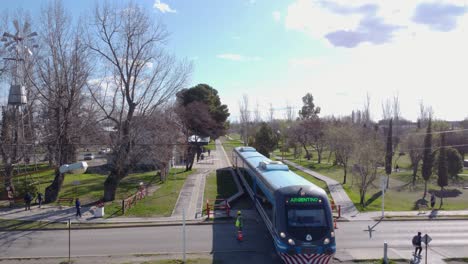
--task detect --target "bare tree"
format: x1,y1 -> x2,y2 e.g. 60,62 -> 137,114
327,122 -> 357,184
28,2 -> 90,202
268,103 -> 274,123
362,93 -> 371,126
87,2 -> 190,201
381,98 -> 392,121
252,101 -> 260,123
310,118 -> 326,164
418,101 -> 433,129
238,94 -> 250,146
289,121 -> 312,160
285,101 -> 295,123
403,130 -> 424,186
352,127 -> 384,206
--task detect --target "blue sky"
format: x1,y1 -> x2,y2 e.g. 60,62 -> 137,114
2,0 -> 468,122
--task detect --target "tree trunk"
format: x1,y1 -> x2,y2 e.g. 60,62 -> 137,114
103,172 -> 122,201
386,173 -> 390,190
343,164 -> 347,185
439,186 -> 443,209
412,164 -> 418,186
301,144 -> 311,160
45,168 -> 64,203
360,190 -> 366,206
423,180 -> 428,200
317,149 -> 322,164
4,163 -> 15,195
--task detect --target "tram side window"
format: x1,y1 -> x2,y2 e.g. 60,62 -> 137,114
256,187 -> 273,221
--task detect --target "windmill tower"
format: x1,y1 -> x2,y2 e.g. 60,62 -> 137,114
1,20 -> 38,193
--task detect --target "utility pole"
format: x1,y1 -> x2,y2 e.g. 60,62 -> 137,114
182,207 -> 186,263
68,218 -> 71,263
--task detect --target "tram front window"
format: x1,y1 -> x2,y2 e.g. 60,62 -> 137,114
287,208 -> 326,227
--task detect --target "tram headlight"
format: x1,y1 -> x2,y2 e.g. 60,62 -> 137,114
324,238 -> 330,245
280,232 -> 286,238
330,231 -> 335,238
288,238 -> 295,246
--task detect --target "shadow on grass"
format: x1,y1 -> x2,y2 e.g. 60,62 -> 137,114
432,189 -> 462,198
365,190 -> 383,207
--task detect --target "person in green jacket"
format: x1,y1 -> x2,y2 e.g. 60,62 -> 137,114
235,210 -> 243,231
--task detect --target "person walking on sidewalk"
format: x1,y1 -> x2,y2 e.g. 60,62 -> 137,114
75,198 -> 82,218
430,193 -> 436,209
24,192 -> 32,211
412,232 -> 422,256
36,192 -> 43,208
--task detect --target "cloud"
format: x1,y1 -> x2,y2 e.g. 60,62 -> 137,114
325,16 -> 401,48
285,0 -> 468,48
153,0 -> 176,13
412,2 -> 467,31
286,0 -> 404,48
272,11 -> 281,21
217,54 -> 262,62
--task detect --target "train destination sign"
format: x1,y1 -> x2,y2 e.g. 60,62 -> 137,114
288,197 -> 321,203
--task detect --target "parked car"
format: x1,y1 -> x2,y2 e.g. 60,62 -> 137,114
98,148 -> 111,154
84,153 -> 94,160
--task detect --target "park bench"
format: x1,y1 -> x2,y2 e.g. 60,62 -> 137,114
418,203 -> 428,214
57,197 -> 74,208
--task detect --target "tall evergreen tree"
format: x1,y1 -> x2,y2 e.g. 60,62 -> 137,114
437,133 -> 448,208
253,122 -> 278,158
384,119 -> 393,189
421,118 -> 433,200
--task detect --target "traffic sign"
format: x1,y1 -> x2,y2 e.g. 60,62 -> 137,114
422,234 -> 432,244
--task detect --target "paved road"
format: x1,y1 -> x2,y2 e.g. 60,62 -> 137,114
335,220 -> 468,263
2,219 -> 468,263
0,216 -> 281,264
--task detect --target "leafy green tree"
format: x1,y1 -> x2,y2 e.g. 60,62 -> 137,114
298,93 -> 320,120
421,118 -> 433,200
437,133 -> 448,208
177,84 -> 230,139
176,84 -> 230,171
253,122 -> 278,158
384,119 -> 393,189
435,147 -> 463,180
446,148 -> 463,179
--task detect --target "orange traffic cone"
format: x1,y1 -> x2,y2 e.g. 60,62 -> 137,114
237,230 -> 243,241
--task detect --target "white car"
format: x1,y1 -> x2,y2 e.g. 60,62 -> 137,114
84,153 -> 94,160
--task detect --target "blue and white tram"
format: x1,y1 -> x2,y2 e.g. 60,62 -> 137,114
233,147 -> 336,264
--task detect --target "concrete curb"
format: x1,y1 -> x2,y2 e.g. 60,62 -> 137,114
0,218 -> 236,231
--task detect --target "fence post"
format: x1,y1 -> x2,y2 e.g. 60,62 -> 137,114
206,200 -> 210,220
122,199 -> 125,214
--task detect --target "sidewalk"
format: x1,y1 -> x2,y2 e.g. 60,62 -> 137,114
281,159 -> 468,221
0,140 -> 231,225
280,159 -> 360,218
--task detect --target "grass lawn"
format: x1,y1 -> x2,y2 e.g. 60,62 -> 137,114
278,149 -> 468,212
203,140 -> 216,151
220,135 -> 244,165
204,169 -> 237,205
107,168 -> 194,217
2,165 -> 195,218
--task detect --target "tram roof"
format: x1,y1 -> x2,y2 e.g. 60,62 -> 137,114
235,147 -> 324,193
